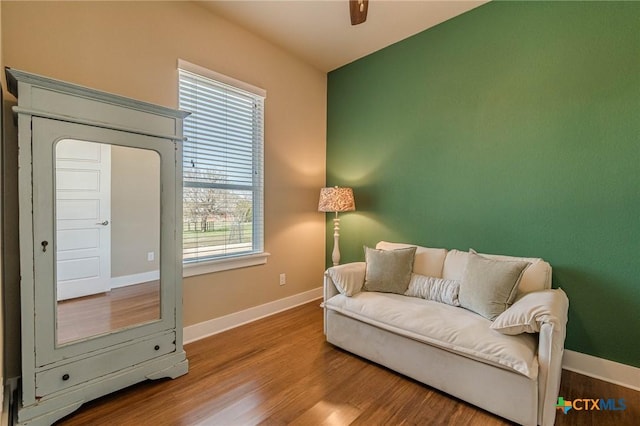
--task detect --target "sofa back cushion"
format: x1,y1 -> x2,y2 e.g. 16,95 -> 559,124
443,249 -> 552,295
476,252 -> 552,294
441,249 -> 469,282
376,241 -> 447,278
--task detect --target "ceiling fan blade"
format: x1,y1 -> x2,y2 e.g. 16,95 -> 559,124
349,0 -> 369,26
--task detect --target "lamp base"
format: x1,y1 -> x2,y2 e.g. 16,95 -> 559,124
331,216 -> 341,266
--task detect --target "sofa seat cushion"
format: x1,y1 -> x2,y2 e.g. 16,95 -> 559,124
325,292 -> 538,379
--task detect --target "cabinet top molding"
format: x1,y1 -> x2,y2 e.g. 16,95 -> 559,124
6,67 -> 189,141
6,67 -> 189,119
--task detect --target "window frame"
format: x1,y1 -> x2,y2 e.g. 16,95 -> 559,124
178,59 -> 269,276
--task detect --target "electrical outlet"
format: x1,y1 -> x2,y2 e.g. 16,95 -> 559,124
147,251 -> 155,262
279,273 -> 286,286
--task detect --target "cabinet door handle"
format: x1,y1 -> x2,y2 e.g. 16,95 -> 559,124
41,241 -> 48,252
62,373 -> 70,381
96,220 -> 109,226
154,345 -> 160,351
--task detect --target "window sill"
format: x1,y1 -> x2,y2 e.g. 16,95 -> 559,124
183,252 -> 271,277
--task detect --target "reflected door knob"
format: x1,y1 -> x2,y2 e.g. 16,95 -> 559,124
96,220 -> 109,226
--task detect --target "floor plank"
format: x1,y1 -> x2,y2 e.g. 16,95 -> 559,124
55,301 -> 639,425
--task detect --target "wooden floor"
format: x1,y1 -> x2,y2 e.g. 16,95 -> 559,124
57,281 -> 160,344
56,301 -> 639,425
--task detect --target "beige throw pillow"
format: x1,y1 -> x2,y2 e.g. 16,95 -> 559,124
363,246 -> 416,294
327,262 -> 366,296
459,252 -> 530,320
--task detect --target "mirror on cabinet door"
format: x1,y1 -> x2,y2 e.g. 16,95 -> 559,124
55,139 -> 161,345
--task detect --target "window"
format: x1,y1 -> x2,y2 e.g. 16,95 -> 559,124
178,60 -> 267,275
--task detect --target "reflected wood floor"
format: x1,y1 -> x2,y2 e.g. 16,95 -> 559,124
57,281 -> 160,344
56,301 -> 639,425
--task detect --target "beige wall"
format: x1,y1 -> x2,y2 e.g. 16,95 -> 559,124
111,145 -> 161,277
0,0 -> 4,402
1,1 -> 326,377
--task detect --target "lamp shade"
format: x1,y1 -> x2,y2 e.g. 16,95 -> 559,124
318,187 -> 356,213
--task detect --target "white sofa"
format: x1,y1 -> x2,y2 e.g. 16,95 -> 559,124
323,241 -> 569,426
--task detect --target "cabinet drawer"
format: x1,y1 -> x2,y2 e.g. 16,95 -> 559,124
35,332 -> 176,397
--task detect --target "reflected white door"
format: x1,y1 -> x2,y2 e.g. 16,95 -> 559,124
56,139 -> 111,301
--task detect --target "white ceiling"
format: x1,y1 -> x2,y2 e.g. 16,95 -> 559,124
200,1 -> 489,72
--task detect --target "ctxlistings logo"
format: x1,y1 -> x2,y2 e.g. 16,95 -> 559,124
556,397 -> 626,414
557,397 -> 573,414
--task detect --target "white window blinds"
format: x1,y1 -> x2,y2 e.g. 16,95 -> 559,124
178,66 -> 265,264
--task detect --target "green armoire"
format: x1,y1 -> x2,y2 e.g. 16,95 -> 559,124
7,68 -> 189,425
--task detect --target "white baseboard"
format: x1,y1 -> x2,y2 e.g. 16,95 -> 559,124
183,287 -> 323,344
563,349 -> 640,391
110,270 -> 160,289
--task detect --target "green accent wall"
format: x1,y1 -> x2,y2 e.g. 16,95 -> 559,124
327,2 -> 640,367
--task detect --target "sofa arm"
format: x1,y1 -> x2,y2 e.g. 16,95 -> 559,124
538,322 -> 565,426
324,270 -> 340,303
489,288 -> 568,426
324,262 -> 366,298
536,290 -> 569,426
323,262 -> 366,335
